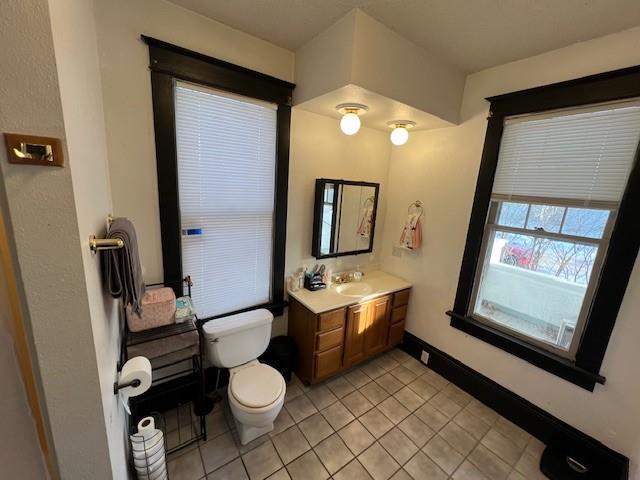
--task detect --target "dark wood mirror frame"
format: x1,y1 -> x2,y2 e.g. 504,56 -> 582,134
311,178 -> 380,259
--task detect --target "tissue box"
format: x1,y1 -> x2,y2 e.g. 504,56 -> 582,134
126,287 -> 177,332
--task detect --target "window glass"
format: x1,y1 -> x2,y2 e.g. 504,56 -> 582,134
525,204 -> 565,233
562,208 -> 609,239
497,202 -> 528,228
475,228 -> 599,349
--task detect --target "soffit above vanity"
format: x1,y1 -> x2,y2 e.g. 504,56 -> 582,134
293,10 -> 464,131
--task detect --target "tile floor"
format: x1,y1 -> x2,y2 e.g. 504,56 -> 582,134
167,349 -> 547,480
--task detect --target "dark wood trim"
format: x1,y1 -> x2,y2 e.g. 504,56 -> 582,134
487,65 -> 640,116
401,332 -> 629,480
142,35 -> 294,106
146,38 -> 294,309
150,72 -> 182,298
451,64 -> 640,390
446,311 -> 604,390
311,179 -> 380,259
452,115 -> 504,314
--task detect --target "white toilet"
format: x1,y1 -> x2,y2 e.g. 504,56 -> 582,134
203,309 -> 286,445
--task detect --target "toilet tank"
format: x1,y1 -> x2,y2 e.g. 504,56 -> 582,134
202,309 -> 273,368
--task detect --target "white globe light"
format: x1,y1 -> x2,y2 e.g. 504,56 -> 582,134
390,126 -> 409,146
340,112 -> 361,135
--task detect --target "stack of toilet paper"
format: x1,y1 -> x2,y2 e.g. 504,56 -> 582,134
130,417 -> 167,480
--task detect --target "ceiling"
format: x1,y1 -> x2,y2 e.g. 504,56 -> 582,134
167,0 -> 640,72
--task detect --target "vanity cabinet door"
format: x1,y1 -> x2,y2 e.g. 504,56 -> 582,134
344,303 -> 369,367
365,295 -> 391,356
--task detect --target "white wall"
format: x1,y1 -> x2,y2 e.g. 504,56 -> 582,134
48,0 -> 127,477
0,248 -> 46,479
96,0 -> 294,284
0,0 -> 117,478
379,26 -> 640,475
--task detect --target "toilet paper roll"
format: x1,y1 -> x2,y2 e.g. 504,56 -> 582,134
119,356 -> 152,414
137,417 -> 155,437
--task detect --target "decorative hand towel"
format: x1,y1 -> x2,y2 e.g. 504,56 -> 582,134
103,217 -> 146,314
126,287 -> 176,332
357,202 -> 374,237
399,207 -> 423,250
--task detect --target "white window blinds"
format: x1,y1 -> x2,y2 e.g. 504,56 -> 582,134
493,100 -> 640,204
175,81 -> 277,318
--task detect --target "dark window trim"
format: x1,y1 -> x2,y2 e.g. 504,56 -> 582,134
310,179 -> 380,259
143,35 -> 295,319
450,65 -> 640,391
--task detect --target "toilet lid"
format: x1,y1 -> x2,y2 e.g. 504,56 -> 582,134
230,364 -> 284,408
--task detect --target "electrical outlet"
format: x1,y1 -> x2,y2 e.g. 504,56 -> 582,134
421,350 -> 430,364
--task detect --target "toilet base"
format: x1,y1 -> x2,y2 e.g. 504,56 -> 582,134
234,417 -> 274,445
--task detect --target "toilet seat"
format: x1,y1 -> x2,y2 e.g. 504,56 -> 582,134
230,363 -> 285,409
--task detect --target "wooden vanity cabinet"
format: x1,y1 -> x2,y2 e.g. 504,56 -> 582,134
289,288 -> 411,384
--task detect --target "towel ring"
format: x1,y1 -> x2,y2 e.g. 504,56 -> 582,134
89,214 -> 124,254
407,200 -> 424,218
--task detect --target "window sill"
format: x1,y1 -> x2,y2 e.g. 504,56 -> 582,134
446,310 -> 605,391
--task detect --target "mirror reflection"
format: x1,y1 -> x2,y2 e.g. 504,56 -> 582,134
313,179 -> 379,258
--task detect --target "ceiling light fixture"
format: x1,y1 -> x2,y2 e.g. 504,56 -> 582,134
336,103 -> 369,135
388,121 -> 416,146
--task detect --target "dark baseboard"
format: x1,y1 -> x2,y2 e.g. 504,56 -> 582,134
401,331 -> 629,480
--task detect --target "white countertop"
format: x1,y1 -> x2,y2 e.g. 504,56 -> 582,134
287,270 -> 412,314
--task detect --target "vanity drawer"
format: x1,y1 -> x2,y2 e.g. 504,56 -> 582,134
391,305 -> 407,324
317,308 -> 345,332
314,345 -> 343,380
388,320 -> 405,347
316,327 -> 344,352
393,289 -> 411,308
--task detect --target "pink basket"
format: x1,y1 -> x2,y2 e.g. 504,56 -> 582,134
126,287 -> 177,332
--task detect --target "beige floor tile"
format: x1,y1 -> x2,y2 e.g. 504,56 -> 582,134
327,376 -> 356,398
376,373 -> 404,394
167,448 -> 205,480
284,383 -> 303,403
402,357 -> 430,377
468,444 -> 511,480
439,422 -> 478,456
361,360 -> 387,380
286,450 -> 329,480
393,386 -> 426,412
494,418 -> 530,449
406,377 -> 439,401
360,407 -> 395,438
242,440 -> 283,480
321,401 -> 355,430
205,410 -> 230,439
423,435 -> 464,475
379,428 -> 419,465
403,451 -> 447,480
342,390 -> 375,417
333,459 -> 374,480
421,370 -> 449,390
377,396 -> 411,424
314,433 -> 354,474
358,442 -> 400,480
387,349 -> 412,365
481,428 -> 525,465
207,458 -> 248,480
414,403 -> 449,432
389,365 -> 418,385
345,368 -> 373,388
200,431 -> 240,473
338,419 -> 376,456
271,426 -> 310,465
452,459 -> 490,480
269,409 -> 294,437
454,409 -> 492,440
429,391 -> 464,418
514,451 -> 546,480
285,395 -> 318,423
377,354 -> 401,372
360,381 -> 390,405
306,385 -> 338,411
442,384 -> 472,407
297,412 -> 334,447
390,469 -> 412,480
266,468 -> 291,480
398,414 -> 435,448
465,400 -> 499,426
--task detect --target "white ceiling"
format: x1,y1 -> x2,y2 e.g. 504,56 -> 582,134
167,0 -> 640,72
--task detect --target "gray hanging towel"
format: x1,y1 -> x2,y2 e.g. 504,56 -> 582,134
103,217 -> 145,315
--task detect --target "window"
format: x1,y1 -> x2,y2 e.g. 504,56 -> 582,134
449,66 -> 640,390
175,83 -> 278,317
144,36 -> 294,320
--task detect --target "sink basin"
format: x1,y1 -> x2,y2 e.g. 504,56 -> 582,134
335,282 -> 373,297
